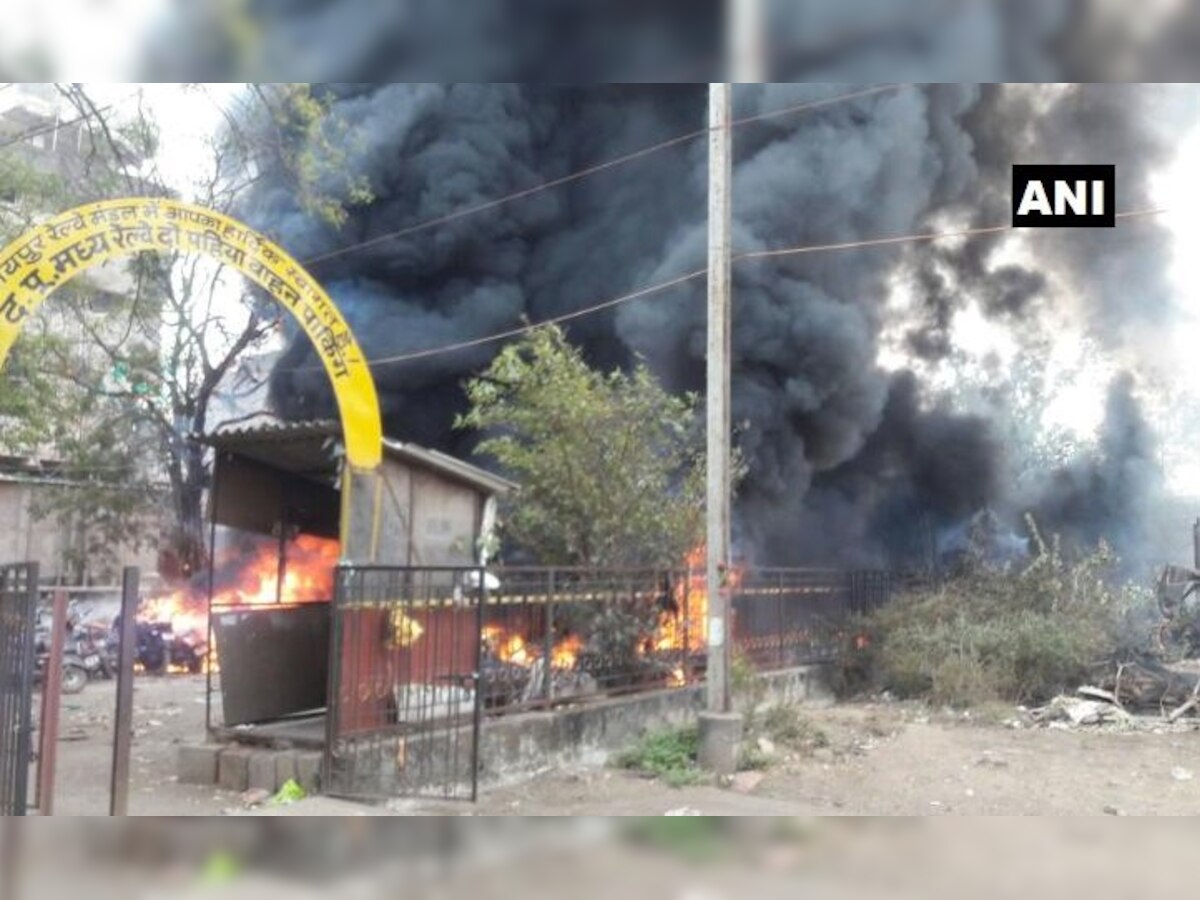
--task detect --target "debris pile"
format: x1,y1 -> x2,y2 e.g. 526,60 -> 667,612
1029,664 -> 1200,732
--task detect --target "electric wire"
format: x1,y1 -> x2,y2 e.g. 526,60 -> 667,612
299,84 -> 901,267
279,205 -> 1168,374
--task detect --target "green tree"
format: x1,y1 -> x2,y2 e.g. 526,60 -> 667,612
0,84 -> 372,581
456,324 -> 733,568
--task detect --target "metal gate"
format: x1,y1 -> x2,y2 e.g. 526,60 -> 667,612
324,565 -> 483,802
0,562 -> 38,816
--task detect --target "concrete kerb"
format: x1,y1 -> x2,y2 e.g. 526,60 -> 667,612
176,743 -> 221,785
473,663 -> 830,789
180,664 -> 831,796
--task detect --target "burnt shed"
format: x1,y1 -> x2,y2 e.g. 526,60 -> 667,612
203,419 -> 515,566
198,419 -> 514,732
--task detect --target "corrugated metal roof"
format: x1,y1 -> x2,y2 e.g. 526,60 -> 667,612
200,418 -> 516,495
381,438 -> 517,495
203,417 -> 341,443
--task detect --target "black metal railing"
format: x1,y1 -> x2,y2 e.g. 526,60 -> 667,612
477,567 -> 704,710
322,563 -> 909,801
325,566 -> 485,801
0,562 -> 38,816
731,568 -> 904,669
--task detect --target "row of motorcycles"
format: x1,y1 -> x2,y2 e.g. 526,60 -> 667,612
33,613 -> 207,694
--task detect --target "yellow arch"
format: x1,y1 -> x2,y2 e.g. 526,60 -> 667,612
0,198 -> 382,469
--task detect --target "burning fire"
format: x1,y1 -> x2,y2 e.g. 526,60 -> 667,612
551,634 -> 583,669
138,533 -> 340,670
656,544 -> 710,653
482,625 -> 582,670
478,544 -> 729,688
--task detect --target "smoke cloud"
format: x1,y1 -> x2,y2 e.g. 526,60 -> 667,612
245,79 -> 1189,570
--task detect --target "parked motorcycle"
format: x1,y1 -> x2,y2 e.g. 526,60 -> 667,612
120,620 -> 206,674
33,628 -> 90,695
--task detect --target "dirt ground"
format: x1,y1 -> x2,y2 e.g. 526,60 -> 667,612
30,675 -> 1200,815
30,674 -> 230,815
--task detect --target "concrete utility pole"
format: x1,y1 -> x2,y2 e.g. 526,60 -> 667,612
697,81 -> 741,776
697,0 -> 764,777
705,81 -> 733,716
729,0 -> 766,82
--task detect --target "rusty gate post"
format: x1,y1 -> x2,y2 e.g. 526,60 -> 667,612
109,566 -> 139,816
777,571 -> 785,670
35,589 -> 68,815
543,569 -> 555,704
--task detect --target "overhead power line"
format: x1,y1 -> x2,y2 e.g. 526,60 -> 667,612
737,207 -> 1167,262
300,84 -> 901,267
277,206 -> 1167,374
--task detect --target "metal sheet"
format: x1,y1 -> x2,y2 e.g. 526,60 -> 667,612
214,603 -> 331,726
210,453 -> 339,539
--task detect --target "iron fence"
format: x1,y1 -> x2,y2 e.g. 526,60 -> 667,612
731,568 -> 904,669
323,563 -> 908,801
0,562 -> 38,816
477,567 -> 704,710
325,566 -> 484,801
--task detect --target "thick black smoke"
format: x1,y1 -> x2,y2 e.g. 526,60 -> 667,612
135,0 -> 1200,82
1027,373 -> 1164,566
246,82 -> 1180,568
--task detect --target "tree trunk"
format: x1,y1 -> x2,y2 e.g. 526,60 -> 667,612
164,442 -> 209,580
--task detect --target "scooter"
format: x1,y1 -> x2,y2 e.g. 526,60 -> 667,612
32,628 -> 89,695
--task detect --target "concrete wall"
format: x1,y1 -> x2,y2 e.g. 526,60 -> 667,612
475,665 -> 832,787
323,666 -> 832,799
0,481 -> 56,565
0,480 -> 159,581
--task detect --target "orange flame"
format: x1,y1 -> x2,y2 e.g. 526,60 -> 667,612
138,534 -> 340,666
479,544 -> 729,688
655,544 -> 709,652
550,634 -> 583,669
482,624 -> 583,670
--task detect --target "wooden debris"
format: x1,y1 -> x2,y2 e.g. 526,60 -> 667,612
1168,680 -> 1200,722
1096,660 -> 1200,711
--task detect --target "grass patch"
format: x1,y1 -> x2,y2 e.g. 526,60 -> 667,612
620,818 -> 727,861
761,705 -> 829,749
614,725 -> 706,787
738,744 -> 772,770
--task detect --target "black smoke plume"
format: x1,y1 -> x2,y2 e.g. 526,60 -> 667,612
245,82 -> 1180,569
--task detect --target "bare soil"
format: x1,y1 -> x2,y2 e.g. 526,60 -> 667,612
415,702 -> 1200,816
30,676 -> 1200,815
30,674 -> 230,816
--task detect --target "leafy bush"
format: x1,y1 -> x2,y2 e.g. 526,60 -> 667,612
838,522 -> 1154,707
614,726 -> 704,787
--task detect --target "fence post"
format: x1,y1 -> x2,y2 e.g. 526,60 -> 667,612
471,571 -> 484,802
35,589 -> 67,815
543,569 -> 555,704
681,569 -> 689,662
776,571 -> 785,670
109,566 -> 139,816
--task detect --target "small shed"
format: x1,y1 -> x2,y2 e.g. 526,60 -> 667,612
204,418 -> 514,567
198,419 -> 514,732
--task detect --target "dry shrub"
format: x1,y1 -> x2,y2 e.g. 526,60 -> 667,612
838,523 -> 1153,707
